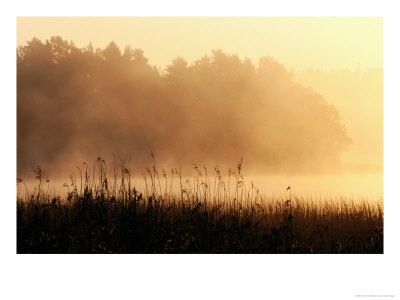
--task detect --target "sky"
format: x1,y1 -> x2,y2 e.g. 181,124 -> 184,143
17,17 -> 383,72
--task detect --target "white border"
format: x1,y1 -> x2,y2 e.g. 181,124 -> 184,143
2,1 -> 400,300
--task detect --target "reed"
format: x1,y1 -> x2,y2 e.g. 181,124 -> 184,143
16,157 -> 383,254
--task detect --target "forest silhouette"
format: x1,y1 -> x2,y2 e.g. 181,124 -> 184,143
17,36 -> 352,177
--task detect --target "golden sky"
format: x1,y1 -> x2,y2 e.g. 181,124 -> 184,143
17,17 -> 383,72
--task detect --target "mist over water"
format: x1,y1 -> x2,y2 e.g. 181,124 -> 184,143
20,167 -> 383,201
17,36 -> 383,200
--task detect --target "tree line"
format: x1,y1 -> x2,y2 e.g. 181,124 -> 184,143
17,36 -> 352,176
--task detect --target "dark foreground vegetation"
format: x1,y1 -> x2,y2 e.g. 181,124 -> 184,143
17,159 -> 383,254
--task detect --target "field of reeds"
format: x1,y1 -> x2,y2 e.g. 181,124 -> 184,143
17,157 -> 383,254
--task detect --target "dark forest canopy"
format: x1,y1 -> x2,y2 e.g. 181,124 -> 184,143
17,36 -> 352,177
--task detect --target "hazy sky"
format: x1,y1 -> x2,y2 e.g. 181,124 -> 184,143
17,17 -> 383,72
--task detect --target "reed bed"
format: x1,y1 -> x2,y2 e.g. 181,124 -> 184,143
17,157 -> 383,254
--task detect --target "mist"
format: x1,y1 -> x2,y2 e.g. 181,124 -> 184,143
18,37 -> 355,179
293,67 -> 383,169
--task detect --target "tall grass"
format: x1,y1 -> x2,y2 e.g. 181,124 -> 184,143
17,157 -> 383,254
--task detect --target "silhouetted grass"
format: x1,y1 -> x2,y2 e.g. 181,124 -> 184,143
17,158 -> 383,254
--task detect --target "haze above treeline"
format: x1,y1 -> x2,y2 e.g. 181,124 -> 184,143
17,36 -> 382,178
17,17 -> 383,72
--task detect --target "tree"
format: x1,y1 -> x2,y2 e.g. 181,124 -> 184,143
17,37 -> 352,176
102,41 -> 121,62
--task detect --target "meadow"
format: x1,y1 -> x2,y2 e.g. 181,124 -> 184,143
17,157 -> 383,254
